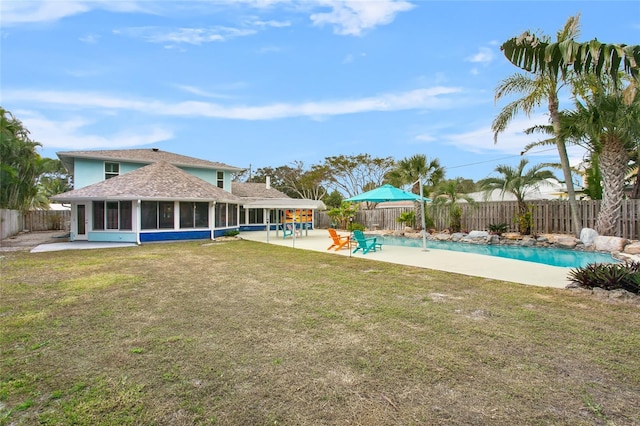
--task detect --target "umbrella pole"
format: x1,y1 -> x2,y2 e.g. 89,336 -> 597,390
419,179 -> 428,252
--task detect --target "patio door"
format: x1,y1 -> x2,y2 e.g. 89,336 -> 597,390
76,204 -> 87,240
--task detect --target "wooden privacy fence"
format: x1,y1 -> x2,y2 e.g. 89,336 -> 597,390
316,199 -> 640,239
24,210 -> 70,232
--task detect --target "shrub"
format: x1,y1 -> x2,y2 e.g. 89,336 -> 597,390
568,261 -> 640,294
396,211 -> 416,228
348,222 -> 365,232
488,223 -> 508,235
224,230 -> 240,237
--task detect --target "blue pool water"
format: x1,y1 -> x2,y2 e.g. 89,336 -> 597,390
375,235 -> 619,268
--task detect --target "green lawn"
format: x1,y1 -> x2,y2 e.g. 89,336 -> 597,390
1,240 -> 639,425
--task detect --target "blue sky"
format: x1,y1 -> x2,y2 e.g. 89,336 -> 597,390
2,0 -> 638,181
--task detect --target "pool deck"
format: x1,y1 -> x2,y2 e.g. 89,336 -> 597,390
241,229 -> 572,289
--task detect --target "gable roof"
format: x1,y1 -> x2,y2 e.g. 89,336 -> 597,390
57,148 -> 244,176
52,161 -> 240,202
231,182 -> 291,199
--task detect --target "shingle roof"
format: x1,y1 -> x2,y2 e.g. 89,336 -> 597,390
52,161 -> 240,202
231,182 -> 291,199
57,148 -> 244,174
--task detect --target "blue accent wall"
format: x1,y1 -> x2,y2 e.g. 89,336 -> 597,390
140,230 -> 212,242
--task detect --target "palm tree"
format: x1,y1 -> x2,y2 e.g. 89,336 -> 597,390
562,79 -> 640,235
493,14 -> 583,236
386,154 -> 444,195
500,23 -> 639,88
478,159 -> 556,234
386,154 -> 444,231
431,179 -> 476,232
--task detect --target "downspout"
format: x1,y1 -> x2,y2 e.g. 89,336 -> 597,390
136,200 -> 141,245
211,201 -> 216,240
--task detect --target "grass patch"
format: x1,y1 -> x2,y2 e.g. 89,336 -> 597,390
1,240 -> 639,424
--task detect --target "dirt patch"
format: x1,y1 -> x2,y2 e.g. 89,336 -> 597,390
0,230 -> 69,252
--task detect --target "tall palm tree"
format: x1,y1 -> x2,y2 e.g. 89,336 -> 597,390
562,80 -> 640,235
477,158 -> 556,234
386,154 -> 444,195
493,14 -> 583,236
386,154 -> 444,231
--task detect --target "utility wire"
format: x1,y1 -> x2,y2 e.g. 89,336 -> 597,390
445,147 -> 558,171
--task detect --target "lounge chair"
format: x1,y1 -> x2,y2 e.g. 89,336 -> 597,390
282,223 -> 301,239
352,230 -> 382,254
327,228 -> 352,251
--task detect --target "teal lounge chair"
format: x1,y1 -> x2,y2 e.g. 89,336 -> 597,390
352,230 -> 382,254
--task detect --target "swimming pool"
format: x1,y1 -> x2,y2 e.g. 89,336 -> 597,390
375,235 -> 619,268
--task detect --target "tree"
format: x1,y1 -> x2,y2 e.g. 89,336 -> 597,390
582,153 -> 603,200
0,107 -> 44,211
493,15 -> 583,236
500,26 -> 639,88
385,154 -> 444,196
431,179 -> 476,233
323,154 -> 395,198
386,154 -> 444,231
562,78 -> 640,235
326,201 -> 358,230
477,158 -> 556,234
250,162 -> 330,200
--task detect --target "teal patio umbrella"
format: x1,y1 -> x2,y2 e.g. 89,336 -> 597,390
345,184 -> 430,203
345,184 -> 431,251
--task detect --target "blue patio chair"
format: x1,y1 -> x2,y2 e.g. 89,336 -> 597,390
352,230 -> 382,254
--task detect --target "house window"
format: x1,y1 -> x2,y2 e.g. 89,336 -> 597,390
228,204 -> 237,226
248,208 -> 264,224
105,162 -> 119,180
217,171 -> 224,189
180,202 -> 209,228
141,201 -> 174,230
92,201 -> 132,230
215,203 -> 227,227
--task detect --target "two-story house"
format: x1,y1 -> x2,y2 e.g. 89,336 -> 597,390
52,149 -> 324,244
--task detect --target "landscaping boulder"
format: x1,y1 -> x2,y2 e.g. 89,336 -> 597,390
623,241 -> 640,255
580,228 -> 598,247
450,232 -> 465,242
594,236 -> 629,253
502,232 -> 522,240
468,230 -> 489,239
556,236 -> 579,249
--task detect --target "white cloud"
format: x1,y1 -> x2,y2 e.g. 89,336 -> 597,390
0,0 -> 145,26
114,26 -> 257,45
310,0 -> 414,36
79,34 -> 100,44
466,46 -> 495,64
4,86 -> 463,120
15,110 -> 173,150
444,115 -> 549,155
174,85 -> 234,99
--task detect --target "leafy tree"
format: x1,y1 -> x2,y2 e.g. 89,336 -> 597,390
478,158 -> 556,234
38,158 -> 72,199
323,154 -> 395,198
323,190 -> 343,209
327,201 -> 358,230
0,107 -> 44,211
250,161 -> 330,200
494,15 -> 583,236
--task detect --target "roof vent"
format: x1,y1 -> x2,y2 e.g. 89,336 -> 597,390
152,148 -> 159,152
